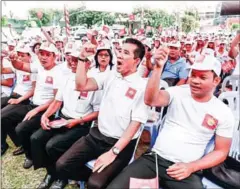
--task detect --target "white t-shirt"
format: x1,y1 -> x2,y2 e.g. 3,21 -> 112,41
1,58 -> 15,97
152,85 -> 235,163
13,69 -> 37,96
55,73 -> 102,119
92,71 -> 150,139
30,64 -> 62,106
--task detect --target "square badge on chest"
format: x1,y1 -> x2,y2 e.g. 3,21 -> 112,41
125,87 -> 137,99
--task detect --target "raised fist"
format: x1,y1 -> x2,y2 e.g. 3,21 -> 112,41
154,47 -> 169,68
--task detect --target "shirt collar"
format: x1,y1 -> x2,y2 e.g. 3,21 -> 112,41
116,71 -> 139,82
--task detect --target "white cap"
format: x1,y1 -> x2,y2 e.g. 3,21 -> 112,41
201,48 -> 215,57
64,42 -> 76,54
191,55 -> 221,76
143,40 -> 152,49
16,44 -> 31,54
81,36 -> 88,41
54,36 -> 63,43
39,42 -> 58,54
168,41 -> 181,48
7,40 -> 17,47
69,50 -> 80,58
97,42 -> 111,51
185,40 -> 193,45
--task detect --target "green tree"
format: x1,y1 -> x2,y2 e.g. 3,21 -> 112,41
132,6 -> 176,28
181,9 -> 200,34
1,16 -> 8,27
231,23 -> 240,31
69,9 -> 116,28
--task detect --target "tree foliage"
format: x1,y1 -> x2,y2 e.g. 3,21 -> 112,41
1,16 -> 8,27
69,9 -> 116,28
181,8 -> 200,34
132,6 -> 176,28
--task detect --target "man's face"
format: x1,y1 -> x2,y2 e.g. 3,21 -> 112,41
55,41 -> 63,50
82,39 -> 88,45
189,70 -> 220,98
185,44 -> 192,52
17,52 -> 31,63
8,45 -> 15,51
116,43 -> 140,77
219,43 -> 225,50
197,40 -> 204,46
38,50 -> 56,69
65,53 -> 72,68
169,46 -> 180,59
70,56 -> 78,73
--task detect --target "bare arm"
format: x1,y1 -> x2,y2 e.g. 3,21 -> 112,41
75,60 -> 98,91
229,33 -> 240,59
1,67 -> 14,74
15,82 -> 36,102
10,58 -> 31,73
176,79 -> 187,86
145,58 -> 154,71
1,78 -> 14,87
42,100 -> 63,118
113,120 -> 141,152
189,135 -> 232,172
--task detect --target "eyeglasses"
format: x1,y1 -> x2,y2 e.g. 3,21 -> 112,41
98,54 -> 110,58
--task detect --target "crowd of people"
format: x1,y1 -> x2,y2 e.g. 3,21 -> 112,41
1,24 -> 240,189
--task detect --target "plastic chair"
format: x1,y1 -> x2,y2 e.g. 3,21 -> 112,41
221,75 -> 240,92
218,91 -> 240,120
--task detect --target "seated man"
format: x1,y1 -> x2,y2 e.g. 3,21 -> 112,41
1,43 -> 62,168
161,41 -> 188,86
52,38 -> 150,189
30,52 -> 102,189
1,45 -> 36,156
107,50 -> 235,189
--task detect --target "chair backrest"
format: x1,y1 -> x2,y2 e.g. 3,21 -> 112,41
221,75 -> 240,92
218,91 -> 239,119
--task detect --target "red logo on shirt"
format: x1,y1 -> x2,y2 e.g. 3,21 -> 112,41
23,75 -> 30,82
202,114 -> 218,130
45,76 -> 53,84
125,87 -> 137,99
80,91 -> 88,98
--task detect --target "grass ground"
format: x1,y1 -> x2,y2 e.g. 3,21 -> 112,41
1,131 -> 150,189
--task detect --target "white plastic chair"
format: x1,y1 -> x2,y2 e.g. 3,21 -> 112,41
221,75 -> 240,92
218,91 -> 240,120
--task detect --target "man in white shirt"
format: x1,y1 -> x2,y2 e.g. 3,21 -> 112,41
30,52 -> 102,189
53,38 -> 150,189
1,45 -> 36,156
107,51 -> 235,189
1,43 -> 62,168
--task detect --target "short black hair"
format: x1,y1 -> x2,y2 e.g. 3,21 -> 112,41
124,38 -> 145,61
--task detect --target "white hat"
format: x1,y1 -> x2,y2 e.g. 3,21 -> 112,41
16,44 -> 31,54
185,40 -> 193,45
143,40 -> 152,49
69,50 -> 80,58
64,42 -> 76,54
7,40 -> 17,47
54,36 -> 63,43
191,55 -> 221,76
168,41 -> 181,48
81,36 -> 88,41
97,42 -> 111,51
39,42 -> 58,54
201,48 -> 215,57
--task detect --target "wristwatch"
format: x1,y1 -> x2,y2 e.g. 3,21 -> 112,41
112,147 -> 120,155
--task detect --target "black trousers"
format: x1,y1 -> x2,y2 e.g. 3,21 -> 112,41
107,152 -> 204,189
55,127 -> 137,189
1,102 -> 34,147
1,93 -> 29,109
30,120 -> 92,171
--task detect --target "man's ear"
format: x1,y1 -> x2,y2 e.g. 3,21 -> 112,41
134,57 -> 141,66
214,76 -> 221,86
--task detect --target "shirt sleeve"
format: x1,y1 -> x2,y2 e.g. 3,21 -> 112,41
91,90 -> 103,112
178,61 -> 189,79
131,89 -> 150,124
165,86 -> 182,105
54,78 -> 66,101
30,62 -> 39,73
91,72 -> 110,90
216,108 -> 235,138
